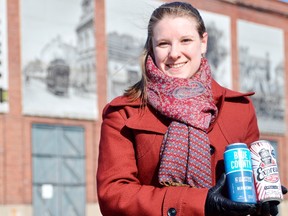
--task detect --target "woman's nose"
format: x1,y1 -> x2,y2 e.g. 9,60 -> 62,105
169,44 -> 181,59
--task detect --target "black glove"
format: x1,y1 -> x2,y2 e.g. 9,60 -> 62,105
205,173 -> 257,216
281,185 -> 288,195
254,201 -> 278,216
253,185 -> 287,216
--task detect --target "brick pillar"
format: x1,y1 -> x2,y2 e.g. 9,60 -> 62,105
4,0 -> 24,204
94,0 -> 107,203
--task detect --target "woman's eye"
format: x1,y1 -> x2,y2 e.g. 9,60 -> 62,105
182,38 -> 192,43
158,42 -> 169,47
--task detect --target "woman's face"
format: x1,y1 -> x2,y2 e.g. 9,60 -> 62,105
152,16 -> 207,79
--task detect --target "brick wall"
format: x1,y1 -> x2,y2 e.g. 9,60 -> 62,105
0,0 -> 106,205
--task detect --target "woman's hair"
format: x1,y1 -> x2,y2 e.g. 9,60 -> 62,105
124,1 -> 206,103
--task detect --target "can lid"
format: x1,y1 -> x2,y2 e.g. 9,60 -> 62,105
225,142 -> 247,150
251,140 -> 270,145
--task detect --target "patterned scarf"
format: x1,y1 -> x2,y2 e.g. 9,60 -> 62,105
146,56 -> 218,188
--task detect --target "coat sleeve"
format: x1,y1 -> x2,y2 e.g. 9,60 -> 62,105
97,106 -> 208,216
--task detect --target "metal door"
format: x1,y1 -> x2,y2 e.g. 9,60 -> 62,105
32,124 -> 86,216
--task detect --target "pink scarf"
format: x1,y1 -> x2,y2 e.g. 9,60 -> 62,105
146,56 -> 218,188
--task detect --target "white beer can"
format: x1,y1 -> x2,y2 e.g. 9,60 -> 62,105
250,140 -> 283,203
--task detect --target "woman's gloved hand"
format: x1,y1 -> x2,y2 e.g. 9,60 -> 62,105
254,201 -> 279,216
205,173 -> 257,216
252,185 -> 287,216
281,185 -> 288,195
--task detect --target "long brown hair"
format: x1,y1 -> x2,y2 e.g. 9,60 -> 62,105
124,1 -> 207,104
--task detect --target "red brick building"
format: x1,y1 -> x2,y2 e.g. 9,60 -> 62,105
0,0 -> 287,215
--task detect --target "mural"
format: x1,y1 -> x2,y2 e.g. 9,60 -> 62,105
0,0 -> 9,112
106,0 -> 162,101
238,20 -> 285,134
21,0 -> 97,119
200,10 -> 231,88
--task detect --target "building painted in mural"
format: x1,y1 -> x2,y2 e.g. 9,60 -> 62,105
76,0 -> 96,94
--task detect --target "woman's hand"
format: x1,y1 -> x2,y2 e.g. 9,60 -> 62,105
252,185 -> 287,216
205,173 -> 257,216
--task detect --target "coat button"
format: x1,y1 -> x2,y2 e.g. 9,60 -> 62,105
210,145 -> 215,155
167,207 -> 177,216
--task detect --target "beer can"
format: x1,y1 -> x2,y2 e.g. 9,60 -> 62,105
224,143 -> 257,203
250,140 -> 283,203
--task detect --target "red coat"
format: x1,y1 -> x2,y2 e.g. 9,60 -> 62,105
97,80 -> 259,216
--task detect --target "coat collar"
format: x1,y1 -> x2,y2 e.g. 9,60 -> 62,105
108,97 -> 169,134
125,106 -> 169,134
109,80 -> 255,107
211,79 -> 254,100
107,79 -> 254,134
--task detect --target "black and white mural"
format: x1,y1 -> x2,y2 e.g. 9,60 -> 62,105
238,20 -> 285,134
21,0 -> 97,119
0,0 -> 9,112
106,0 -> 162,101
201,10 -> 231,88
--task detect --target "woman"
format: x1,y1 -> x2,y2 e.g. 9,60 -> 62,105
97,2 -> 283,215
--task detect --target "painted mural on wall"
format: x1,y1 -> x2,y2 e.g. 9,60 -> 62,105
21,0 -> 97,119
200,10 -> 231,89
106,0 -> 232,101
238,20 -> 285,134
106,0 -> 162,101
0,0 -> 9,112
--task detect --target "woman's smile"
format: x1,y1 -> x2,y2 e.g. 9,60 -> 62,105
167,62 -> 187,69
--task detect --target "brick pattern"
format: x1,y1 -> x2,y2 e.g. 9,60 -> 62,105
0,116 -> 4,203
4,0 -> 23,203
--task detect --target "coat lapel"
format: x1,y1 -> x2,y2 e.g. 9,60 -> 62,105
211,80 -> 255,144
109,96 -> 168,134
125,106 -> 168,134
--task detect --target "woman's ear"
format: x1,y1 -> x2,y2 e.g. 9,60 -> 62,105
201,32 -> 208,55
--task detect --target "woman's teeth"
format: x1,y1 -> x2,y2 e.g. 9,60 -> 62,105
169,63 -> 185,68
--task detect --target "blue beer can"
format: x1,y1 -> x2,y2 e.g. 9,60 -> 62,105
224,143 -> 256,203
